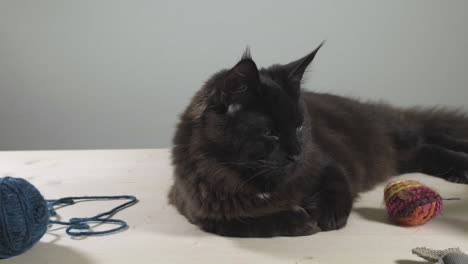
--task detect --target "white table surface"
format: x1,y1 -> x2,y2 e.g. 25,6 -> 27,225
0,149 -> 467,264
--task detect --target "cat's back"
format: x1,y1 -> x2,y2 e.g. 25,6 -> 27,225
302,91 -> 401,191
302,91 -> 407,134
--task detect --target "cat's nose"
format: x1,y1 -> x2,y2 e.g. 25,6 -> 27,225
286,154 -> 300,162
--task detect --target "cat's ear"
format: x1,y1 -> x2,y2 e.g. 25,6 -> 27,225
285,42 -> 324,85
219,48 -> 259,109
225,48 -> 259,92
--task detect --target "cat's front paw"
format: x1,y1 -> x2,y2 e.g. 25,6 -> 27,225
317,206 -> 350,231
197,209 -> 321,237
285,221 -> 321,236
446,170 -> 468,184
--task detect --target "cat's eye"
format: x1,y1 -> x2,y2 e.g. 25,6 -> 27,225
263,130 -> 279,141
296,125 -> 303,132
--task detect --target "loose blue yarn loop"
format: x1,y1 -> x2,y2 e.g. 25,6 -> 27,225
47,196 -> 138,236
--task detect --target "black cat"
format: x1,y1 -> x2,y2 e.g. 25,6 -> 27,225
169,43 -> 468,237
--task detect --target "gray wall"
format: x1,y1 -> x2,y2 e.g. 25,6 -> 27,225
1,1 -> 467,150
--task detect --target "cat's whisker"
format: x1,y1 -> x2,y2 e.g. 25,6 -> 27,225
236,168 -> 271,192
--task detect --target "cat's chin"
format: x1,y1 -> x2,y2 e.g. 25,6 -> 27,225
249,164 -> 300,192
282,159 -> 303,177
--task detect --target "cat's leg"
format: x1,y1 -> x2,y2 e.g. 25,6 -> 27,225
409,144 -> 468,184
197,209 -> 321,237
304,166 -> 354,231
403,109 -> 468,183
426,134 -> 468,153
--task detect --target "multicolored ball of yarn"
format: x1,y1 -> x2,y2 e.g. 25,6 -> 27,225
384,180 -> 443,226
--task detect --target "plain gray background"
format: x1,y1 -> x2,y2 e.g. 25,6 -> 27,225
1,1 -> 467,150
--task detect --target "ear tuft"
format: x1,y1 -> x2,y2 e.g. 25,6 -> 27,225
242,46 -> 252,60
286,41 -> 324,84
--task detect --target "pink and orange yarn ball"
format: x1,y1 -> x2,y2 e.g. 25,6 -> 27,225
384,180 -> 443,226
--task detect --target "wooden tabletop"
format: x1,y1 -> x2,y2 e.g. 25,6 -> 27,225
0,149 -> 467,264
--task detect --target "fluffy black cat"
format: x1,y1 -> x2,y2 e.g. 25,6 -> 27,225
169,43 -> 468,237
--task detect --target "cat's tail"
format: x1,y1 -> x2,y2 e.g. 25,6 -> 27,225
403,106 -> 468,184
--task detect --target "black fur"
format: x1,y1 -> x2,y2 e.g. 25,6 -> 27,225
169,44 -> 468,237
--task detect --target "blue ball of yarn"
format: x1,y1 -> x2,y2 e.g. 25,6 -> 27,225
0,177 -> 48,259
0,176 -> 137,259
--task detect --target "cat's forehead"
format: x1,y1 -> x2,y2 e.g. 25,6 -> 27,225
259,73 -> 282,91
259,73 -> 300,115
234,88 -> 299,131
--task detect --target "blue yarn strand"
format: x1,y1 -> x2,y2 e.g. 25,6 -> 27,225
47,195 -> 138,236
